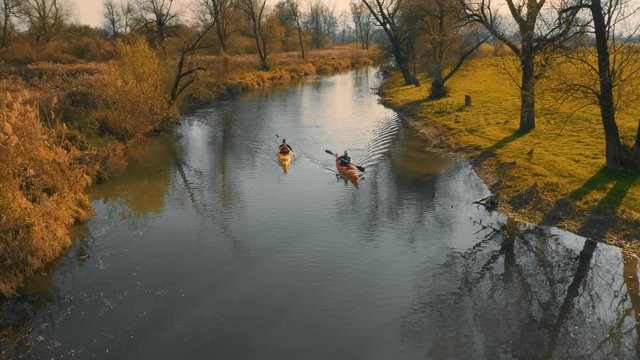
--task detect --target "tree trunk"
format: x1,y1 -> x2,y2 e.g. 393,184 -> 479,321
217,22 -> 227,54
258,32 -> 269,70
392,40 -> 417,86
297,24 -> 305,60
592,0 -> 623,170
169,53 -> 185,105
1,21 -> 7,47
2,8 -> 10,47
158,23 -> 167,57
251,13 -> 269,71
631,119 -> 640,167
430,67 -> 446,99
519,45 -> 536,132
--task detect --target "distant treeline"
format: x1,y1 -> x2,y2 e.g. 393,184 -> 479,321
0,0 -> 384,65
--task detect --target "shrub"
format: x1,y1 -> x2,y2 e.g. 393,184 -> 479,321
93,39 -> 175,140
0,93 -> 91,295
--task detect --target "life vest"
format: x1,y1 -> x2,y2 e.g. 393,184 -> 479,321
279,144 -> 290,154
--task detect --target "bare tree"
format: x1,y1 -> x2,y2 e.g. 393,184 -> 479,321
104,0 -> 122,38
407,0 -> 489,98
307,0 -> 336,49
322,3 -> 338,44
0,0 -> 18,47
554,0 -> 640,170
339,11 -> 353,45
350,0 -> 372,50
200,0 -> 235,55
462,0 -> 581,132
362,0 -> 418,86
121,0 -> 134,33
134,0 -> 179,53
276,0 -> 305,59
169,23 -> 215,105
236,0 -> 269,70
17,0 -> 70,45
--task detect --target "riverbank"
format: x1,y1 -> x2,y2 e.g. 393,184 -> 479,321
0,47 -> 375,296
379,57 -> 640,252
180,48 -> 375,110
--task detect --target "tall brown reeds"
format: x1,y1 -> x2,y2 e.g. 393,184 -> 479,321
0,93 -> 91,296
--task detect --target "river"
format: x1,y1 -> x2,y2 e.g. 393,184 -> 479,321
2,68 -> 640,359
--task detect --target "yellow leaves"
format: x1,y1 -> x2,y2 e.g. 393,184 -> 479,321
93,39 -> 174,140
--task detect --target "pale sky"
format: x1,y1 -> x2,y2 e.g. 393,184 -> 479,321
71,0 -> 352,28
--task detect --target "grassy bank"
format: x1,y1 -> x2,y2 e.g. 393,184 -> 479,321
0,46 -> 375,295
380,57 -> 640,251
179,47 -> 374,110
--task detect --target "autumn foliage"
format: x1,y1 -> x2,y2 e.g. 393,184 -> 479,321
0,94 -> 91,295
93,39 -> 176,140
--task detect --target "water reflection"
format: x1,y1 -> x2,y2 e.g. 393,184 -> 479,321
0,225 -> 94,358
89,134 -> 179,216
403,216 -> 638,358
391,127 -> 454,177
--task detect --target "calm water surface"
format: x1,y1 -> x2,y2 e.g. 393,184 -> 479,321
2,69 -> 640,359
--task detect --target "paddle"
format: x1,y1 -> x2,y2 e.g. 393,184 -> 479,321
324,150 -> 365,172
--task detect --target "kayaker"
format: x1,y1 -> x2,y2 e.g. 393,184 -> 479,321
338,150 -> 351,166
279,139 -> 293,154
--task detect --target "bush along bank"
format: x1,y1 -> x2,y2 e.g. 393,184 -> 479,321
0,44 -> 376,296
379,60 -> 640,253
178,52 -> 374,111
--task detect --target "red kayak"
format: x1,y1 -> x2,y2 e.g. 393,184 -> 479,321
336,155 -> 359,184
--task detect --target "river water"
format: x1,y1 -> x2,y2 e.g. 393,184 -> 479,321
2,68 -> 640,359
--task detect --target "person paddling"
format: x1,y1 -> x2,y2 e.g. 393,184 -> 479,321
279,139 -> 293,154
337,150 -> 351,167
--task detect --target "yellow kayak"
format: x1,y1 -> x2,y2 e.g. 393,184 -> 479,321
278,151 -> 292,173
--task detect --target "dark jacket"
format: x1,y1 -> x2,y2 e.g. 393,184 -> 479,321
279,144 -> 292,154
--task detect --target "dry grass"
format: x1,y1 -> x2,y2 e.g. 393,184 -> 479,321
0,93 -> 92,295
381,56 -> 640,248
180,47 -> 376,109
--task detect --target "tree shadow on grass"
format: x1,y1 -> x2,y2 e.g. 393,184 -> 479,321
472,130 -> 525,167
577,171 -> 638,240
396,98 -> 429,117
540,167 -> 638,240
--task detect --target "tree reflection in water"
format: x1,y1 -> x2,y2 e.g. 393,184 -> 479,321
403,216 -> 639,359
90,134 -> 179,217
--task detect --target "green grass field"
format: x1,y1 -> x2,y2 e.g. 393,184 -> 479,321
381,56 -> 640,250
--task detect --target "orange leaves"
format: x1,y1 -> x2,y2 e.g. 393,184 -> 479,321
0,92 -> 91,296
